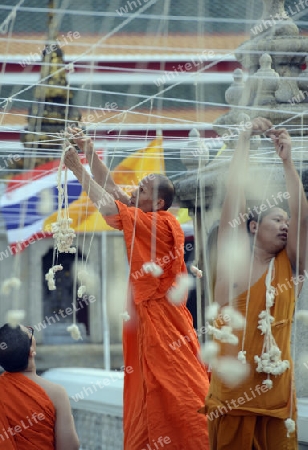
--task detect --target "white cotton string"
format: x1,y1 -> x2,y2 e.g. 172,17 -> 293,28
57,142 -> 81,339
3,5 -> 307,27
6,94 -> 308,124
0,0 -> 161,110
146,101 -> 159,266
0,0 -> 24,35
83,114 -> 129,268
0,2 -> 36,315
288,112 -> 306,432
194,81 -> 208,333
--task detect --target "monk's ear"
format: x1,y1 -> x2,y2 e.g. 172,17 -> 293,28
249,220 -> 258,234
29,347 -> 36,357
156,198 -> 165,211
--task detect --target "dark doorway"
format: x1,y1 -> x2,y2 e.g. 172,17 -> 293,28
42,248 -> 89,343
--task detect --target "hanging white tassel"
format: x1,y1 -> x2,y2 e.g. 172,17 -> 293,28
6,310 -> 25,327
220,326 -> 239,345
37,188 -> 54,215
207,324 -> 222,340
254,257 -> 290,381
52,218 -> 76,254
190,265 -> 203,278
67,324 -> 82,340
76,264 -> 98,293
200,341 -> 219,364
45,265 -> 63,291
285,418 -> 296,437
167,274 -> 194,305
1,278 -> 21,295
205,302 -> 220,321
142,262 -> 163,277
222,306 -> 245,329
120,311 -> 131,322
213,356 -> 250,388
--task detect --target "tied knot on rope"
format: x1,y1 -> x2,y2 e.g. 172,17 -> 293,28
205,302 -> 220,321
142,261 -> 163,277
67,324 -> 82,340
238,350 -> 246,364
200,341 -> 219,364
6,309 -> 25,327
167,274 -> 194,305
1,277 -> 21,295
262,378 -> 273,389
190,265 -> 203,278
77,285 -> 87,298
285,418 -> 296,438
120,311 -> 131,322
65,63 -> 75,73
221,305 -> 245,330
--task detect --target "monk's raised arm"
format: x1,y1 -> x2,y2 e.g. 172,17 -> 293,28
68,127 -> 130,205
269,128 -> 308,274
215,118 -> 272,305
64,146 -> 119,216
218,117 -> 272,239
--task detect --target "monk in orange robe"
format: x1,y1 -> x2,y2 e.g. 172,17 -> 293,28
64,134 -> 210,450
203,118 -> 308,449
0,324 -> 79,450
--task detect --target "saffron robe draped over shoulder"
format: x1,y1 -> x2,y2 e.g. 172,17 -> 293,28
105,201 -> 209,450
0,372 -> 56,449
205,249 -> 297,449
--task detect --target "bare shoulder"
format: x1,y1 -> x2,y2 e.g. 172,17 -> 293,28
27,375 -> 67,407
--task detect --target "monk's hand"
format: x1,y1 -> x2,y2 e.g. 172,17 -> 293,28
64,146 -> 81,171
68,126 -> 94,154
267,128 -> 292,162
241,117 -> 273,140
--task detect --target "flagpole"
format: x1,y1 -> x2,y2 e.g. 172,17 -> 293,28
101,148 -> 111,371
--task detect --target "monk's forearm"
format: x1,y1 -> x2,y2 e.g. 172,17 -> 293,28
85,148 -> 112,187
222,133 -> 250,220
85,149 -> 130,205
227,133 -> 250,187
72,163 -> 118,215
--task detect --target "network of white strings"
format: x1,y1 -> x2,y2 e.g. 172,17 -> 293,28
1,0 -> 308,437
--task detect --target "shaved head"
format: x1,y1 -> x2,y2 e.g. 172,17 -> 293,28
152,174 -> 175,210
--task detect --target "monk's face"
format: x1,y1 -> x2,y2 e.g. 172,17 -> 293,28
129,176 -> 164,212
251,208 -> 289,252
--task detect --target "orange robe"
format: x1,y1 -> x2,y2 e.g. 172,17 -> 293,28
205,249 -> 297,449
105,201 -> 209,450
0,372 -> 56,449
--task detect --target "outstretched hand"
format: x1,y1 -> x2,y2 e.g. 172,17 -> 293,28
266,128 -> 292,162
245,117 -> 273,138
64,145 -> 81,171
68,126 -> 93,154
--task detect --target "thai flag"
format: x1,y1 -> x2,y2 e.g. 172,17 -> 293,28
0,155 -> 93,254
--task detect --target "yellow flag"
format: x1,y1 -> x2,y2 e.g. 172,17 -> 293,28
176,208 -> 192,225
112,136 -> 165,191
